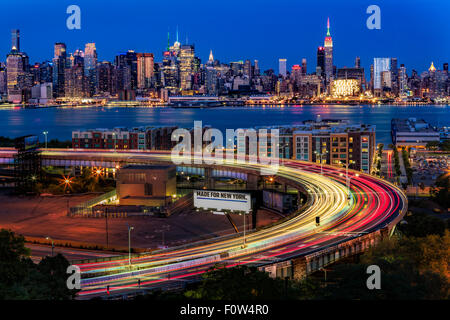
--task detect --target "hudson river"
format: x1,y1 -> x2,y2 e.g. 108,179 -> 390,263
0,105 -> 448,145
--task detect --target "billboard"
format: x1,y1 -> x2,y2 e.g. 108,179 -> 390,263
14,135 -> 39,151
24,135 -> 39,150
193,190 -> 251,213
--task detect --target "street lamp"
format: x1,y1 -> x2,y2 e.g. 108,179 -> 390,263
339,163 -> 359,200
314,150 -> 328,175
127,225 -> 134,266
112,133 -> 117,152
60,175 -> 73,192
42,131 -> 48,149
45,236 -> 54,257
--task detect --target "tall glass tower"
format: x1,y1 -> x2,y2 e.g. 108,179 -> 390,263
373,58 -> 391,90
324,18 -> 333,82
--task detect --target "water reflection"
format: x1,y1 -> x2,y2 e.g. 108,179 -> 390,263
0,105 -> 448,145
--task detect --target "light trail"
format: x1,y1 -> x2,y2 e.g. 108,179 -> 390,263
34,149 -> 407,298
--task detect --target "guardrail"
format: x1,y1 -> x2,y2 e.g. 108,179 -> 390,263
71,197 -> 312,266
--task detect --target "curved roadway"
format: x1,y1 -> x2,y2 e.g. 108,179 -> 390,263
41,150 -> 407,298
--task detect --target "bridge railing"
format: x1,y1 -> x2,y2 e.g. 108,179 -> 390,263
69,189 -> 117,217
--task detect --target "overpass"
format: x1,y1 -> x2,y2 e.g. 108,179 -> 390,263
0,148 -> 407,298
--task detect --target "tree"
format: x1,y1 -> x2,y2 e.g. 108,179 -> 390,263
0,229 -> 33,297
426,141 -> 440,150
184,265 -> 292,300
313,234 -> 450,299
0,229 -> 78,299
398,211 -> 447,237
441,140 -> 450,151
431,173 -> 450,208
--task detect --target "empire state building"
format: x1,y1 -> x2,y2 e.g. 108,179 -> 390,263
324,17 -> 333,82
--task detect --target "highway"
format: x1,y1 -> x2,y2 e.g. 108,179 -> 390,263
0,149 -> 407,298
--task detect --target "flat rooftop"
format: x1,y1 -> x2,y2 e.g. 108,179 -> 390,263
392,118 -> 438,133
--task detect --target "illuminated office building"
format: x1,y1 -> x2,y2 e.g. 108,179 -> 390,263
316,46 -> 325,77
65,62 -> 86,98
373,58 -> 391,91
279,59 -> 287,77
324,18 -> 333,82
162,50 -> 179,93
137,53 -> 154,89
11,29 -> 20,51
97,61 -> 115,95
115,50 -> 137,91
84,43 -> 98,96
205,50 -> 218,95
7,29 -> 29,103
179,45 -> 195,90
0,64 -> 6,95
52,42 -> 67,97
301,58 -> 307,75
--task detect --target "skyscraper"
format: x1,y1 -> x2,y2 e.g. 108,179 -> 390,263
84,43 -> 98,96
355,57 -> 361,68
0,64 -> 7,95
324,18 -> 333,82
390,57 -> 398,94
7,52 -> 26,103
205,50 -> 218,95
136,53 -> 154,89
279,59 -> 287,77
162,47 -> 179,93
254,60 -> 260,76
398,64 -> 408,95
52,42 -> 67,97
243,60 -> 252,79
11,29 -> 20,51
65,62 -> 86,98
115,50 -> 138,91
316,46 -> 325,76
301,58 -> 307,75
7,30 -> 29,103
97,61 -> 115,95
179,45 -> 195,90
84,43 -> 97,71
373,58 -> 391,90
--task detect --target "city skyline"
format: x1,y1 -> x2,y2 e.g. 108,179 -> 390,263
0,0 -> 449,74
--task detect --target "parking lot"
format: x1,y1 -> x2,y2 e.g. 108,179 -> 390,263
411,154 -> 449,187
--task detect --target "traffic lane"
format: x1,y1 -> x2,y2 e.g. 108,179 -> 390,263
78,167 -> 380,275
77,158 -> 406,295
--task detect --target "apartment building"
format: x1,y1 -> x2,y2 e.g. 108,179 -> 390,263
72,120 -> 376,173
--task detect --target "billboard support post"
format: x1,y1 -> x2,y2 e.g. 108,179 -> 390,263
243,211 -> 247,248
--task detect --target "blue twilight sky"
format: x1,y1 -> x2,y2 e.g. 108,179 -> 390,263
0,0 -> 448,74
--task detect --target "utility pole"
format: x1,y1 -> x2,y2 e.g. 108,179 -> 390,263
242,211 -> 247,248
128,224 -> 134,266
